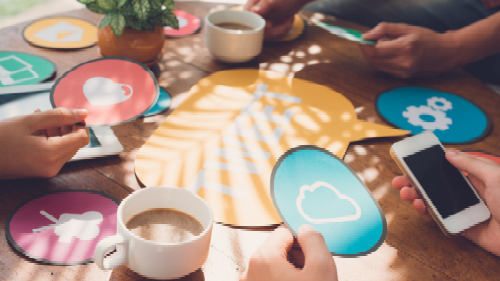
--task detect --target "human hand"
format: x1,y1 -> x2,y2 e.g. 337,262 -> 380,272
244,0 -> 311,40
0,108 -> 89,179
240,225 -> 337,281
359,22 -> 460,78
392,149 -> 500,257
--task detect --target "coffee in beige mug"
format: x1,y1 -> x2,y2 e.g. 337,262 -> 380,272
94,186 -> 213,280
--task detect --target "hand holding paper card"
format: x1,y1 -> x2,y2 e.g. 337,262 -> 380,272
271,146 -> 387,256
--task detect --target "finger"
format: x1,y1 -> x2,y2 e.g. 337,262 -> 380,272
400,186 -> 419,201
363,22 -> 411,41
369,37 -> 408,58
265,18 -> 294,40
297,225 -> 333,269
413,199 -> 430,216
287,247 -> 305,268
46,127 -> 62,137
446,150 -> 495,198
45,125 -> 89,160
31,109 -> 48,136
261,226 -> 295,258
60,124 -> 73,136
392,175 -> 411,190
243,0 -> 259,11
248,0 -> 271,16
30,108 -> 87,131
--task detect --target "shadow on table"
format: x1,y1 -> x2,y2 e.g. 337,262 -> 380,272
109,265 -> 204,281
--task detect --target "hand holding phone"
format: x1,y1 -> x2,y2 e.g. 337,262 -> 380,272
390,131 -> 490,235
393,147 -> 500,257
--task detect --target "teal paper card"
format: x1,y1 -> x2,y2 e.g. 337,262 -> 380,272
271,146 -> 387,257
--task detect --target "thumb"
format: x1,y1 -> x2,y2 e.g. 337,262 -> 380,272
446,149 -> 495,197
363,22 -> 411,41
262,226 -> 295,258
297,225 -> 332,269
29,108 -> 87,131
248,0 -> 272,16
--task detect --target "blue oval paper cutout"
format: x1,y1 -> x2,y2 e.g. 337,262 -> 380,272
271,146 -> 387,257
376,87 -> 490,144
144,87 -> 172,116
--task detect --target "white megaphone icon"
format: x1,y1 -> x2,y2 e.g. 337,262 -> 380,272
83,77 -> 133,106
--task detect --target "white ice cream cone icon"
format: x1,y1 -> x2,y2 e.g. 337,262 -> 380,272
33,210 -> 103,243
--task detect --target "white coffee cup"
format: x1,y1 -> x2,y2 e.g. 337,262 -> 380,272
83,77 -> 133,106
94,186 -> 213,280
205,10 -> 265,63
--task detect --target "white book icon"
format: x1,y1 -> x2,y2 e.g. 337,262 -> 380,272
0,55 -> 39,86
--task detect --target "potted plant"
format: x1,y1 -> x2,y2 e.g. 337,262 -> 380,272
77,0 -> 179,64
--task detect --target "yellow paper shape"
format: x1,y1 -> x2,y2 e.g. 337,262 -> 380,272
135,70 -> 408,227
231,6 -> 305,41
23,17 -> 97,49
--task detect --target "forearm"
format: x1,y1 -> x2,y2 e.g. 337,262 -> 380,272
447,11 -> 500,66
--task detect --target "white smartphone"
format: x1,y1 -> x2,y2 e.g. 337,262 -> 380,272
390,131 -> 490,235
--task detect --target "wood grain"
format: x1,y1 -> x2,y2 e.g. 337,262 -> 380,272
1,2 -> 499,280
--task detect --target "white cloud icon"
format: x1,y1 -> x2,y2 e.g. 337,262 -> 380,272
296,181 -> 361,223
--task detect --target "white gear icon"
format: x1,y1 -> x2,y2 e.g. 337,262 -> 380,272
427,96 -> 452,111
402,105 -> 452,130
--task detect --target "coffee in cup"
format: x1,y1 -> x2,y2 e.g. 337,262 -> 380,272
94,186 -> 213,280
214,22 -> 254,31
205,10 -> 265,63
125,208 -> 204,244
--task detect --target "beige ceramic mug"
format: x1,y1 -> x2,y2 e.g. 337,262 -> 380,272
205,9 -> 265,63
93,186 -> 213,280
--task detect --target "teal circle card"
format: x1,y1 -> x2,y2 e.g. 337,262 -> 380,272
144,87 -> 171,116
0,52 -> 55,87
375,87 -> 490,144
271,146 -> 387,257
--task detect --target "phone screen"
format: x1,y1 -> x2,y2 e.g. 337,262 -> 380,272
403,145 -> 479,219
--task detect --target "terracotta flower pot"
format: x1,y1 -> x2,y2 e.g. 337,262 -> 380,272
98,26 -> 165,64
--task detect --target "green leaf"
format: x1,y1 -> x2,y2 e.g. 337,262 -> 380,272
161,9 -> 178,29
77,0 -> 95,4
99,13 -> 113,29
86,2 -> 108,14
96,0 -> 116,11
162,0 -> 175,11
110,13 -> 126,37
132,0 -> 150,19
150,0 -> 162,11
123,4 -> 135,16
126,18 -> 143,30
116,0 -> 128,8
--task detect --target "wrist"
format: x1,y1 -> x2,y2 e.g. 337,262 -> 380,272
440,31 -> 467,70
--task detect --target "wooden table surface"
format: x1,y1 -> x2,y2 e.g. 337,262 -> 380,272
1,2 -> 500,280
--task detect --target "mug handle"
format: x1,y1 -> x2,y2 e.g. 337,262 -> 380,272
122,84 -> 133,96
94,234 -> 128,270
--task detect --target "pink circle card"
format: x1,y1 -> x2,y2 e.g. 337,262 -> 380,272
164,10 -> 202,37
6,190 -> 119,265
50,57 -> 159,126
